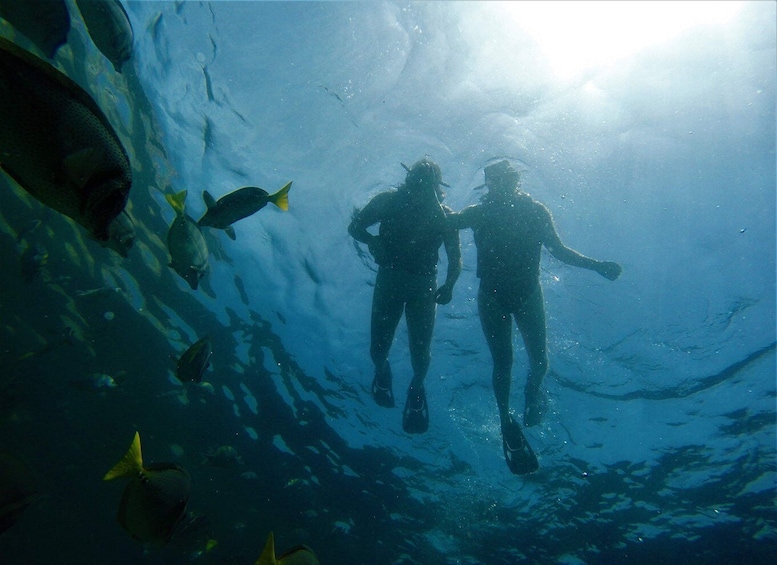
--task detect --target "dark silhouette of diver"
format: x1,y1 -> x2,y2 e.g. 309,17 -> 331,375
349,158 -> 461,434
449,160 -> 621,473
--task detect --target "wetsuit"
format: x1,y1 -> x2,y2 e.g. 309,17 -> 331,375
350,189 -> 460,385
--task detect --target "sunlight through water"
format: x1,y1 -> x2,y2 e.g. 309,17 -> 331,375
500,1 -> 744,80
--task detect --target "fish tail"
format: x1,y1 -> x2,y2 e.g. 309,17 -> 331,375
256,531 -> 276,565
103,431 -> 144,480
268,182 -> 292,211
165,190 -> 188,216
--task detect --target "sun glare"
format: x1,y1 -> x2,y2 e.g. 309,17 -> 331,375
502,1 -> 743,80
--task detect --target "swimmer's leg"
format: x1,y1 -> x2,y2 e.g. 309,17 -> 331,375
478,287 -> 514,429
516,285 -> 548,427
370,269 -> 404,407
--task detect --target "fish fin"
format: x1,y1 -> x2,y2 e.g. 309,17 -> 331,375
268,182 -> 292,211
165,190 -> 188,216
277,545 -> 319,564
103,431 -> 144,480
62,148 -> 101,188
203,191 -> 217,209
225,226 -> 236,240
256,531 -> 276,565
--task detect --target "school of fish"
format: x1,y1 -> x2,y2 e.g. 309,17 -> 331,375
0,1 -> 307,560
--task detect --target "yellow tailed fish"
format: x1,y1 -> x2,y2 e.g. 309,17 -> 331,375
256,532 -> 320,565
197,181 -> 292,241
103,432 -> 191,544
165,190 -> 209,290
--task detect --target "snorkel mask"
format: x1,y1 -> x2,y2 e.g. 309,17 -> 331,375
483,160 -> 521,193
401,158 -> 448,202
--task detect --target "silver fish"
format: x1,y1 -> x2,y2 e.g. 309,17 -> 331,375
197,182 -> 291,240
75,285 -> 124,298
0,38 -> 135,256
165,190 -> 209,290
70,372 -> 121,391
75,0 -> 134,73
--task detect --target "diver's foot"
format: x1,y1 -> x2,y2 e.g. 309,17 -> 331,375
402,383 -> 429,434
371,363 -> 394,408
524,387 -> 546,427
502,418 -> 539,475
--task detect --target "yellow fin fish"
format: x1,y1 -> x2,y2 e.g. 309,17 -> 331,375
256,531 -> 320,565
103,431 -> 143,481
104,432 -> 191,544
197,181 -> 292,240
268,181 -> 292,212
164,190 -> 209,290
165,190 -> 188,217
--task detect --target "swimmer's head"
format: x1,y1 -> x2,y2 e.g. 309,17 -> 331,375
484,160 -> 521,194
402,158 -> 447,200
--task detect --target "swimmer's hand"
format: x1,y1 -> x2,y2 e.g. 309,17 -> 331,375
596,261 -> 622,281
434,281 -> 454,305
367,236 -> 388,264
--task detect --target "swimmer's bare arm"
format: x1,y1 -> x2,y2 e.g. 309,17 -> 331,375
348,192 -> 392,261
348,192 -> 392,243
447,205 -> 478,230
436,216 -> 462,305
543,210 -> 622,281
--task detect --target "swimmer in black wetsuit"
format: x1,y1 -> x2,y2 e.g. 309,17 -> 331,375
449,160 -> 621,473
349,158 -> 461,434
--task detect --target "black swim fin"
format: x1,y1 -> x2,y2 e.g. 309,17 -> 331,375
372,362 -> 394,408
502,419 -> 539,475
402,383 -> 429,434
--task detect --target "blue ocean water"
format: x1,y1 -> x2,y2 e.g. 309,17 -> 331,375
0,1 -> 775,563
